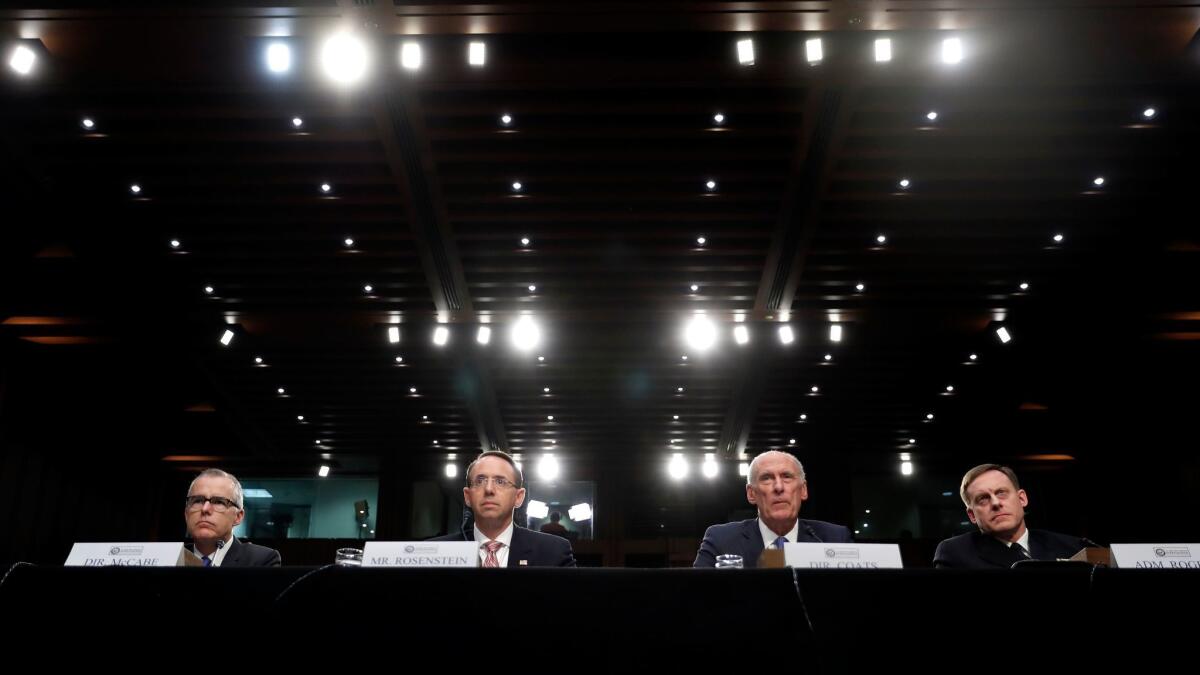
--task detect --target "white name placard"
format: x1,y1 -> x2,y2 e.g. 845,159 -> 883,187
64,542 -> 193,567
784,543 -> 904,569
363,541 -> 478,567
1111,543 -> 1200,569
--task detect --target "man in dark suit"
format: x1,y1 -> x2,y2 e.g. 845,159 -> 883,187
694,450 -> 853,568
430,451 -> 576,567
184,468 -> 281,567
934,463 -> 1088,569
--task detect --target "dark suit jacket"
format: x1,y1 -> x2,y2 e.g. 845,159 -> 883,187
430,525 -> 577,567
933,528 -> 1088,569
192,537 -> 281,567
693,517 -> 854,568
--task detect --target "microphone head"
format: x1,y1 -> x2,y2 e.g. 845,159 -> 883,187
215,538 -> 226,549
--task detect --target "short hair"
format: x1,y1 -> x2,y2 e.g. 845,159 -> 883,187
188,468 -> 244,510
747,450 -> 806,485
549,511 -> 562,523
959,464 -> 1021,507
465,450 -> 524,488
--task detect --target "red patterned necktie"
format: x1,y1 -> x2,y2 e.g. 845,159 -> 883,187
482,540 -> 504,568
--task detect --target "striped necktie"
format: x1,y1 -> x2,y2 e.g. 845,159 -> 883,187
482,540 -> 504,568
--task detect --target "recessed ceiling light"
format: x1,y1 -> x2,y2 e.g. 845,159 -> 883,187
874,38 -> 892,63
941,37 -> 963,64
400,41 -> 422,71
806,38 -> 823,64
736,39 -> 755,65
468,41 -> 486,67
265,42 -> 291,74
9,44 -> 36,76
319,32 -> 370,85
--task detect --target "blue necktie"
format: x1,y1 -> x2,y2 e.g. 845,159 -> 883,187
202,555 -> 212,567
773,536 -> 788,550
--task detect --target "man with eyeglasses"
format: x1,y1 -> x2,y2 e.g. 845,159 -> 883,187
694,450 -> 852,567
184,468 -> 281,567
430,451 -> 576,567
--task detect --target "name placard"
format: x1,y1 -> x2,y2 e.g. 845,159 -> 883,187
64,542 -> 193,567
784,543 -> 904,569
362,541 -> 478,567
1111,544 -> 1200,569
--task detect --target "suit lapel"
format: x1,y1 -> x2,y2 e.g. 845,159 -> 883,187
506,526 -> 533,568
972,532 -> 1022,568
741,519 -> 762,567
221,537 -> 241,566
1027,529 -> 1051,560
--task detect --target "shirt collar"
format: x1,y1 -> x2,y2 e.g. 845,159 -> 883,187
757,518 -> 799,549
473,520 -> 514,548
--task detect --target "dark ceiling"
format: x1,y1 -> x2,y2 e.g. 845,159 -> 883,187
2,1 -> 1198,488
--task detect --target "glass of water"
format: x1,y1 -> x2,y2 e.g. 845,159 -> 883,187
715,554 -> 744,568
335,547 -> 364,566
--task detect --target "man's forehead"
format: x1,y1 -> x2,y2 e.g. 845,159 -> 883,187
968,470 -> 1014,495
757,457 -> 798,474
191,476 -> 234,495
471,456 -> 516,480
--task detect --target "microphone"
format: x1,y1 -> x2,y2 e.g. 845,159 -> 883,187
803,524 -> 824,543
460,506 -> 473,541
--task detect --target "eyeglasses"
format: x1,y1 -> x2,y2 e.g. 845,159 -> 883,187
185,495 -> 241,512
469,475 -> 519,490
